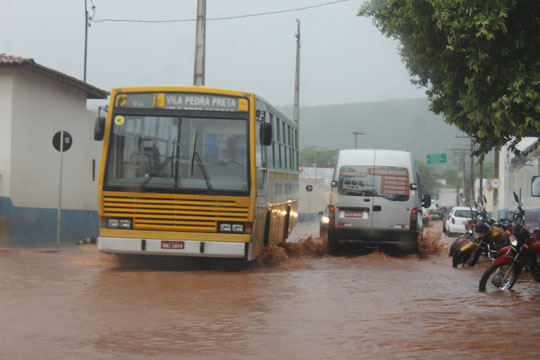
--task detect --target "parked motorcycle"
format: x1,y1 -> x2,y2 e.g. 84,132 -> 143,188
452,221 -> 508,267
452,200 -> 509,267
448,218 -> 474,257
479,192 -> 540,292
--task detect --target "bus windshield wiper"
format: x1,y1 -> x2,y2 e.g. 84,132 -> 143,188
190,132 -> 213,191
138,173 -> 154,190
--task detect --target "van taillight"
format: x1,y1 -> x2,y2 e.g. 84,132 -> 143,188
329,205 -> 335,223
410,208 -> 418,230
452,217 -> 455,224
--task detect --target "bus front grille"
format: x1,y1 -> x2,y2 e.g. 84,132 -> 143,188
102,193 -> 250,232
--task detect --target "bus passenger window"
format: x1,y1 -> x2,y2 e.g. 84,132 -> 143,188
256,168 -> 267,192
282,121 -> 286,146
268,114 -> 275,167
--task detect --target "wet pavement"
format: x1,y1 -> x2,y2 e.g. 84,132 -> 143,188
1,221 -> 540,359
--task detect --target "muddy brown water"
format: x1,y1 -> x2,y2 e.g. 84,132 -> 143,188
1,223 -> 540,359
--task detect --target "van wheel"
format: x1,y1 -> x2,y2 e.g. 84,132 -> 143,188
411,241 -> 419,255
327,236 -> 340,256
328,242 -> 340,256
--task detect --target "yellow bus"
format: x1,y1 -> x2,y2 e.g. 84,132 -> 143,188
94,86 -> 299,261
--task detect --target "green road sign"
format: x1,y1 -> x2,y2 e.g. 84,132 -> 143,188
427,153 -> 447,165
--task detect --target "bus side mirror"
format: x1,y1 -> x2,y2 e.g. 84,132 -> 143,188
94,117 -> 105,141
260,123 -> 272,146
331,181 -> 337,187
532,176 -> 540,197
422,194 -> 431,208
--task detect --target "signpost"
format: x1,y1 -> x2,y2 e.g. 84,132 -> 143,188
427,153 -> 447,165
53,131 -> 73,248
306,185 -> 313,225
491,178 -> 501,189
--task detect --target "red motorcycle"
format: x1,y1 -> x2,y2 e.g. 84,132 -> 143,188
479,193 -> 540,292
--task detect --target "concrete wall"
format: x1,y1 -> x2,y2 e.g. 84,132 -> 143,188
298,178 -> 331,221
0,70 -> 13,197
0,70 -> 13,247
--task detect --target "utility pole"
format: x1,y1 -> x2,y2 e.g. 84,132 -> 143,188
83,0 -> 95,82
493,149 -> 500,219
293,19 -> 301,126
479,160 -> 484,206
84,0 -> 88,81
461,150 -> 466,205
452,148 -> 468,205
470,138 -> 475,206
456,135 -> 474,205
193,0 -> 206,86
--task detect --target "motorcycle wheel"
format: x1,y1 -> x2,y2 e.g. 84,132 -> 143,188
449,236 -> 469,257
467,247 -> 482,267
452,249 -> 471,268
479,263 -> 519,292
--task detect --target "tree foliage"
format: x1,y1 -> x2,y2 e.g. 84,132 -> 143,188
359,0 -> 540,157
417,161 -> 442,197
299,146 -> 339,167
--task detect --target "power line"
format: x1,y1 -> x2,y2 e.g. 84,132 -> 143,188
91,0 -> 352,24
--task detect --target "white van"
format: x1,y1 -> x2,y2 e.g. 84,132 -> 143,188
327,149 -> 431,253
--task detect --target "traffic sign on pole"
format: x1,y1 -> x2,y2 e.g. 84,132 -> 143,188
52,130 -> 73,248
427,153 -> 447,165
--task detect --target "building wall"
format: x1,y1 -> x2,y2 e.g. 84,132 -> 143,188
508,154 -> 540,228
0,70 -> 13,197
1,68 -> 102,246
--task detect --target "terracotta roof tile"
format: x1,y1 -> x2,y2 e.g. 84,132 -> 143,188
0,53 -> 34,65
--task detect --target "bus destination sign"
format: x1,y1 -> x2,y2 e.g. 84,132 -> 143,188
115,92 -> 249,112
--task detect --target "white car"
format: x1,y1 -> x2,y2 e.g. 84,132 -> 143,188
445,206 -> 475,236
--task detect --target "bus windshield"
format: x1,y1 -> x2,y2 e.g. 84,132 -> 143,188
104,114 -> 249,193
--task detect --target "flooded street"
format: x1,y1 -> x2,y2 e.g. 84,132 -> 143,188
2,222 -> 540,360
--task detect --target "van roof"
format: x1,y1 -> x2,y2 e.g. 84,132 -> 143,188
337,149 -> 415,167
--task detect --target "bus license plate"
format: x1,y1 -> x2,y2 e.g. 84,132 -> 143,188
161,241 -> 185,250
345,210 -> 364,218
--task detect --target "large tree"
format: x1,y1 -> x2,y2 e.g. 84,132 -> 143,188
359,0 -> 540,157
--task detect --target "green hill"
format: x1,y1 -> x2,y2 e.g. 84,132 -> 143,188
279,98 -> 470,166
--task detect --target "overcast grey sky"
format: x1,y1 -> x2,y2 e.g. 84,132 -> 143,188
1,0 -> 426,107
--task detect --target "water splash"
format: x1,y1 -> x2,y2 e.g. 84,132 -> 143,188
419,230 -> 446,257
283,236 -> 328,257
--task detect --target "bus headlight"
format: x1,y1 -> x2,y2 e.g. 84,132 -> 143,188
219,222 -> 248,233
232,224 -> 244,233
107,219 -> 120,229
106,218 -> 132,229
220,223 -> 232,232
119,219 -> 132,229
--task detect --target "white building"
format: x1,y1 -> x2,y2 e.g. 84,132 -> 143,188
0,54 -> 108,247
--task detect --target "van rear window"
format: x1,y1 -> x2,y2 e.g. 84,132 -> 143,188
337,165 -> 410,201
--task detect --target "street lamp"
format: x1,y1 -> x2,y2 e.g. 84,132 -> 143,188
352,131 -> 366,149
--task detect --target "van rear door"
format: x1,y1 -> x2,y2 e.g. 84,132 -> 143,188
335,151 -> 375,233
371,150 -> 413,232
